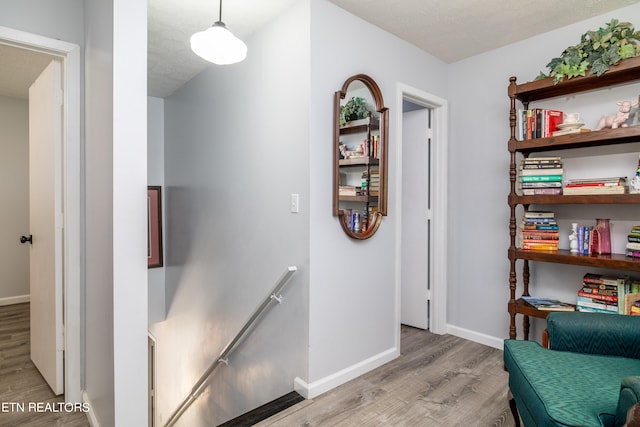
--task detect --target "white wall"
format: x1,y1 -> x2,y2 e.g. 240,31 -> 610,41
0,96 -> 29,303
447,3 -> 640,344
84,0 -> 148,425
306,0 -> 448,393
156,2 -> 310,425
148,96 -> 166,324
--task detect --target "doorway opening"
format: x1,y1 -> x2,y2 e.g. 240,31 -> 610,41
395,83 -> 448,349
0,25 -> 81,403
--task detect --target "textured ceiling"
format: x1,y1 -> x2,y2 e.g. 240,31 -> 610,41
1,0 -> 640,100
330,0 -> 640,63
148,0 -> 298,98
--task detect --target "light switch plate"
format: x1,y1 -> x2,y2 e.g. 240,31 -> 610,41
290,193 -> 299,213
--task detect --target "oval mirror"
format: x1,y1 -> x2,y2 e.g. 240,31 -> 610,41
333,74 -> 389,239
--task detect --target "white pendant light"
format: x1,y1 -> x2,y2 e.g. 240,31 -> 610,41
190,0 -> 247,65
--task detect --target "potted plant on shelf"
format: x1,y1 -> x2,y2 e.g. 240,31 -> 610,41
340,96 -> 371,126
537,19 -> 640,84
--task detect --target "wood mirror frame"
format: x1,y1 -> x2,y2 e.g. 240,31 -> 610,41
333,74 -> 389,240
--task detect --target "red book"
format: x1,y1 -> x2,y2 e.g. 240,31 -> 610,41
577,290 -> 618,302
544,110 -> 563,137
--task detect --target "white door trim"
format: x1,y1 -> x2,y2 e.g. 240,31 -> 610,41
395,83 -> 448,346
0,25 -> 82,403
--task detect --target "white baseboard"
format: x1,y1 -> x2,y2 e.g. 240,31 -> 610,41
294,346 -> 399,399
446,324 -> 504,350
83,391 -> 99,427
0,294 -> 29,306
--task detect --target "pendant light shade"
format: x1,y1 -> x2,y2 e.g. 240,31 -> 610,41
190,0 -> 247,65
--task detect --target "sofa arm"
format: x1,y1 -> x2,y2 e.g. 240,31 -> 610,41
547,312 -> 640,358
616,377 -> 640,427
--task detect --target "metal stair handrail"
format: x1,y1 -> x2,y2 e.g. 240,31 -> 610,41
164,266 -> 298,427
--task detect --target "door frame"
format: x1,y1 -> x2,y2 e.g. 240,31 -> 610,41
0,25 -> 81,403
394,83 -> 448,344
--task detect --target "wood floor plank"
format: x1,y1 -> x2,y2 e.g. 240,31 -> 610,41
256,326 -> 515,427
0,303 -> 89,426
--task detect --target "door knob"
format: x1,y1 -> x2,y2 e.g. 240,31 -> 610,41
20,235 -> 32,244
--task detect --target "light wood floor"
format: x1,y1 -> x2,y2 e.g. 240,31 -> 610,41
0,303 -> 89,427
0,304 -> 515,426
256,326 -> 516,427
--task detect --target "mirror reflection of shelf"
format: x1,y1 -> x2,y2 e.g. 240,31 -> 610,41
339,157 -> 379,166
333,74 -> 389,240
340,116 -> 379,134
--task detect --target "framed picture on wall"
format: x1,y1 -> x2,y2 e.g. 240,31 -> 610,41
148,186 -> 163,268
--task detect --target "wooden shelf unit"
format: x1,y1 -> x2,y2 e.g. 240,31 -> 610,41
507,57 -> 640,340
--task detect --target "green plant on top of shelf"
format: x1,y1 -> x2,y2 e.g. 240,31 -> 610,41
340,96 -> 371,126
536,19 -> 640,84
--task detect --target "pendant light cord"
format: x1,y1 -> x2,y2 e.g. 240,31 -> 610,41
218,0 -> 223,23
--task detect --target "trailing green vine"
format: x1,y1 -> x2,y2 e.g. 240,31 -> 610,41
537,19 -> 640,84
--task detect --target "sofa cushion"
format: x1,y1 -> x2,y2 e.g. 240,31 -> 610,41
504,339 -> 640,427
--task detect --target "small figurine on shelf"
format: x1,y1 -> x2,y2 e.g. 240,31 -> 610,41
595,100 -> 639,130
569,223 -> 579,254
630,154 -> 640,194
338,142 -> 346,159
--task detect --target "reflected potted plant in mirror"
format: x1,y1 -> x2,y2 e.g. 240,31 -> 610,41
340,96 -> 371,126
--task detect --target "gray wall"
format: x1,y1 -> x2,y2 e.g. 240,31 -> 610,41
307,0 -> 448,387
155,2 -> 310,425
0,0 -> 84,45
0,96 -> 29,302
447,3 -> 640,343
148,96 -> 166,324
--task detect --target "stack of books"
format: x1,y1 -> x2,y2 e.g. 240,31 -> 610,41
339,185 -> 360,196
563,177 -> 627,195
577,273 -> 640,315
516,109 -> 563,140
519,211 -> 559,251
632,301 -> 640,315
626,225 -> 640,258
519,157 -> 563,196
365,170 -> 380,196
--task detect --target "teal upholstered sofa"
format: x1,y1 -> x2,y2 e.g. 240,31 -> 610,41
504,312 -> 640,427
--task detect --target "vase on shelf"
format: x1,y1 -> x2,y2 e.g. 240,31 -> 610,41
594,218 -> 611,255
569,223 -> 579,254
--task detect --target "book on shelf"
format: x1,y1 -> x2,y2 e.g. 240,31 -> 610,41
523,211 -> 555,218
564,177 -> 627,186
520,233 -> 559,241
563,185 -> 626,195
577,290 -> 617,302
521,243 -> 559,251
576,304 -> 618,314
520,168 -> 564,176
522,162 -> 563,169
552,128 -> 591,137
521,296 -> 575,311
339,185 -> 360,196
563,177 -> 627,195
627,225 -> 640,258
522,156 -> 562,164
517,109 -> 563,140
576,296 -> 618,312
579,273 -> 639,314
627,295 -> 640,315
520,188 -> 563,196
520,181 -> 563,188
521,175 -> 563,182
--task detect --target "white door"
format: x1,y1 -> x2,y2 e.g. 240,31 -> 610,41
28,60 -> 64,395
401,107 -> 431,329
